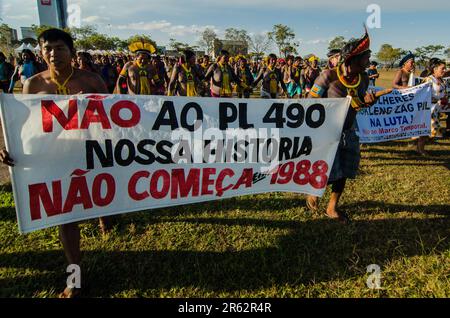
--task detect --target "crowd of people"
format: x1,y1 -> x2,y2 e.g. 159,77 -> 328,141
1,41 -> 345,99
0,27 -> 448,298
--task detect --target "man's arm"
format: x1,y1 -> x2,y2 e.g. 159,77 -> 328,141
307,70 -> 332,98
229,65 -> 241,85
114,62 -> 132,94
204,64 -> 216,82
252,67 -> 265,87
277,69 -> 287,94
22,75 -> 40,94
167,65 -> 179,96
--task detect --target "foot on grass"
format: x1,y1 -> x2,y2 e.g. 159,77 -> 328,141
325,209 -> 351,225
58,286 -> 81,298
306,195 -> 319,212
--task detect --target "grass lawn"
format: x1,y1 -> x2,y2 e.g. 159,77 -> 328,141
0,139 -> 449,298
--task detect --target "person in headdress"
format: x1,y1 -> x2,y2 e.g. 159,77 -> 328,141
197,54 -> 211,96
115,39 -> 157,95
168,49 -> 203,96
393,51 -> 415,89
303,55 -> 321,94
235,55 -> 254,98
204,49 -> 241,98
306,28 -> 378,223
285,56 -> 304,98
253,53 -> 287,98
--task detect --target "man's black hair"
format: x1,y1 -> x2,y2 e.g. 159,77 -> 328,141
38,28 -> 74,51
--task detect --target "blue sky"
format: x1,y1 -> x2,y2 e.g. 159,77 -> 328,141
1,0 -> 448,58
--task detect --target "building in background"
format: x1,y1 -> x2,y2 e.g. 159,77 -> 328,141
213,39 -> 248,58
3,27 -> 19,45
20,27 -> 37,40
37,0 -> 68,28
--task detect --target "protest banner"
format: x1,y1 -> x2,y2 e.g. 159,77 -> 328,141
411,76 -> 450,113
356,83 -> 432,143
0,94 -> 350,233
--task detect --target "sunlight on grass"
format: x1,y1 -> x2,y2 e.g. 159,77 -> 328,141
0,140 -> 448,298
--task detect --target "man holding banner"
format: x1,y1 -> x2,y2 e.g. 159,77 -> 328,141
306,29 -> 378,223
0,28 -> 109,298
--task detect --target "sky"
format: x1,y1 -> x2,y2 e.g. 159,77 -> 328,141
0,0 -> 449,58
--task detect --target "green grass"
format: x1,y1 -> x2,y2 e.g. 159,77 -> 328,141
0,140 -> 449,298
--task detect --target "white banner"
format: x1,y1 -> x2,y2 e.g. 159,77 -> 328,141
0,94 -> 350,233
412,76 -> 450,113
356,83 -> 432,143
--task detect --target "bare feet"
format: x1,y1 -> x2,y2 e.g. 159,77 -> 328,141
58,286 -> 81,298
325,209 -> 351,224
306,195 -> 319,212
99,217 -> 112,236
416,149 -> 429,157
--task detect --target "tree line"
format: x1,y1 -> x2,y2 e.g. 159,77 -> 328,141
1,20 -> 448,67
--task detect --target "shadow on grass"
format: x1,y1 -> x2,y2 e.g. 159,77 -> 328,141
340,201 -> 450,217
1,216 -> 448,297
138,197 -> 450,219
0,207 -> 16,222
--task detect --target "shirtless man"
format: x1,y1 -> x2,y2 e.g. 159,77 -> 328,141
235,56 -> 254,98
392,52 -> 427,154
303,55 -> 321,94
285,56 -> 304,98
0,28 -> 109,298
168,49 -> 203,96
204,50 -> 241,98
115,41 -> 157,95
306,30 -> 378,223
393,52 -> 415,89
253,53 -> 287,98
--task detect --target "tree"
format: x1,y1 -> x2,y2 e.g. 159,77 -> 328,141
445,47 -> 450,59
70,25 -> 96,41
197,28 -> 217,56
414,45 -> 445,68
376,44 -> 403,68
169,38 -> 197,52
267,24 -> 298,57
111,37 -> 129,51
224,28 -> 251,46
213,38 -> 223,57
328,36 -> 346,51
31,24 -> 66,38
249,33 -> 272,59
0,23 -> 15,56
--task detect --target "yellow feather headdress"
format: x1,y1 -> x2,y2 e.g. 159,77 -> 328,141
308,55 -> 319,63
128,40 -> 156,55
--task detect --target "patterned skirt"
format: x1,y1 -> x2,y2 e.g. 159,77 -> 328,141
328,129 -> 361,183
